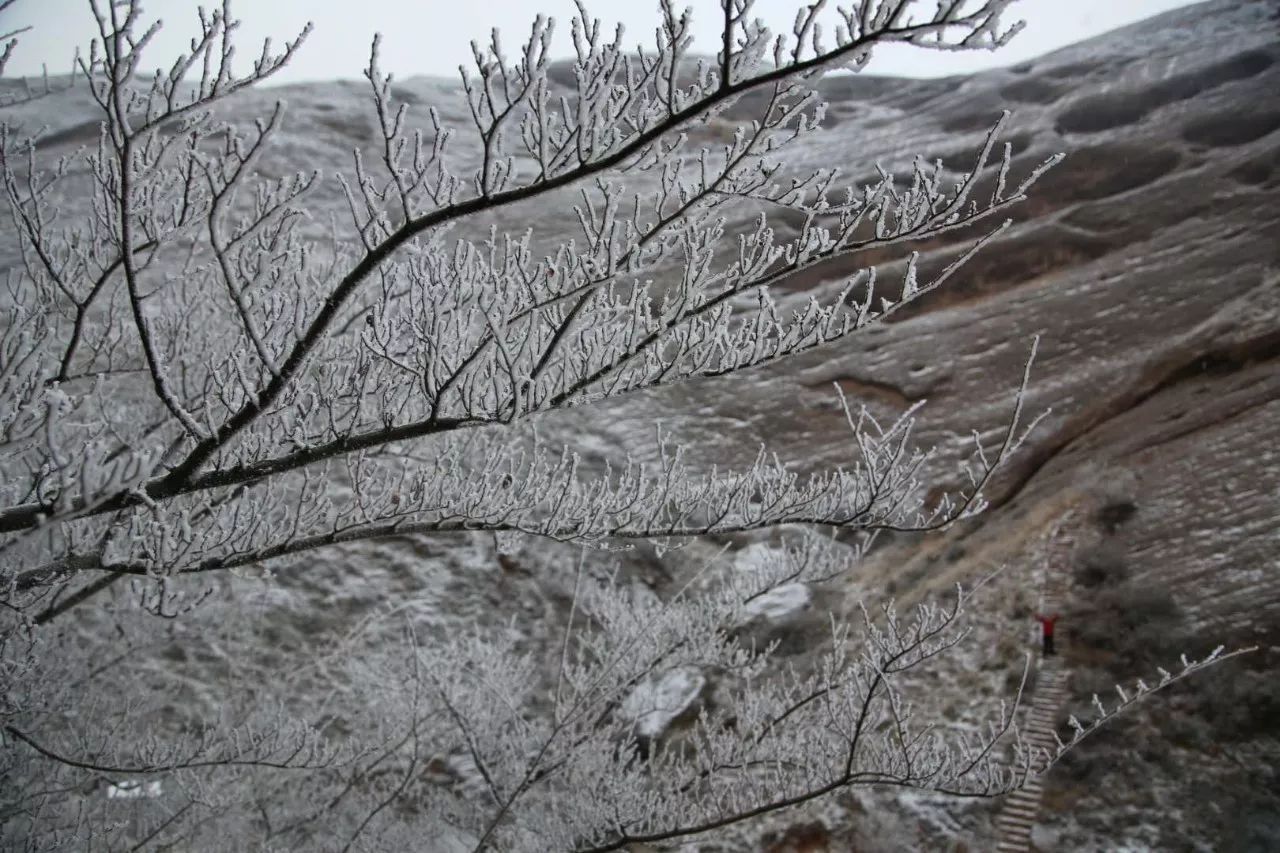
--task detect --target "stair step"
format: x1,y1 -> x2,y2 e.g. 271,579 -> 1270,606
1003,804 -> 1039,818
999,808 -> 1037,821
998,810 -> 1036,822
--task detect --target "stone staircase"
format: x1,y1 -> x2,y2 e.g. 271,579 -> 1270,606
994,523 -> 1075,853
995,661 -> 1069,851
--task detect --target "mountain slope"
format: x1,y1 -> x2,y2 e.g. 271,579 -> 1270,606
3,0 -> 1276,849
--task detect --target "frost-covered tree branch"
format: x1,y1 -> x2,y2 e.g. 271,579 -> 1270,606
0,0 -> 1054,573
287,551 -> 1242,851
0,0 -> 82,109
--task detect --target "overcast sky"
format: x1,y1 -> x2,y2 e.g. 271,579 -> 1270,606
4,1 -> 1200,85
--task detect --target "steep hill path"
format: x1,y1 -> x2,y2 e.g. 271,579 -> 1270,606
995,523 -> 1075,853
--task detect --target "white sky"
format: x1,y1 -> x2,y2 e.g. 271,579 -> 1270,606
4,1 -> 1201,85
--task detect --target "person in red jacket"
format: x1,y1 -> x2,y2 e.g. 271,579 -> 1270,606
1034,612 -> 1059,656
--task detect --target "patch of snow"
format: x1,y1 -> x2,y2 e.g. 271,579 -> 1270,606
744,583 -> 812,621
733,542 -> 784,574
107,780 -> 162,799
621,666 -> 705,739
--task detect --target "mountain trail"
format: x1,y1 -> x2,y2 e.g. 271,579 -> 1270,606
995,519 -> 1076,852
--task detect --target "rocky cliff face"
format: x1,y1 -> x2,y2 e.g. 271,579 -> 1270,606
6,0 -> 1276,849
